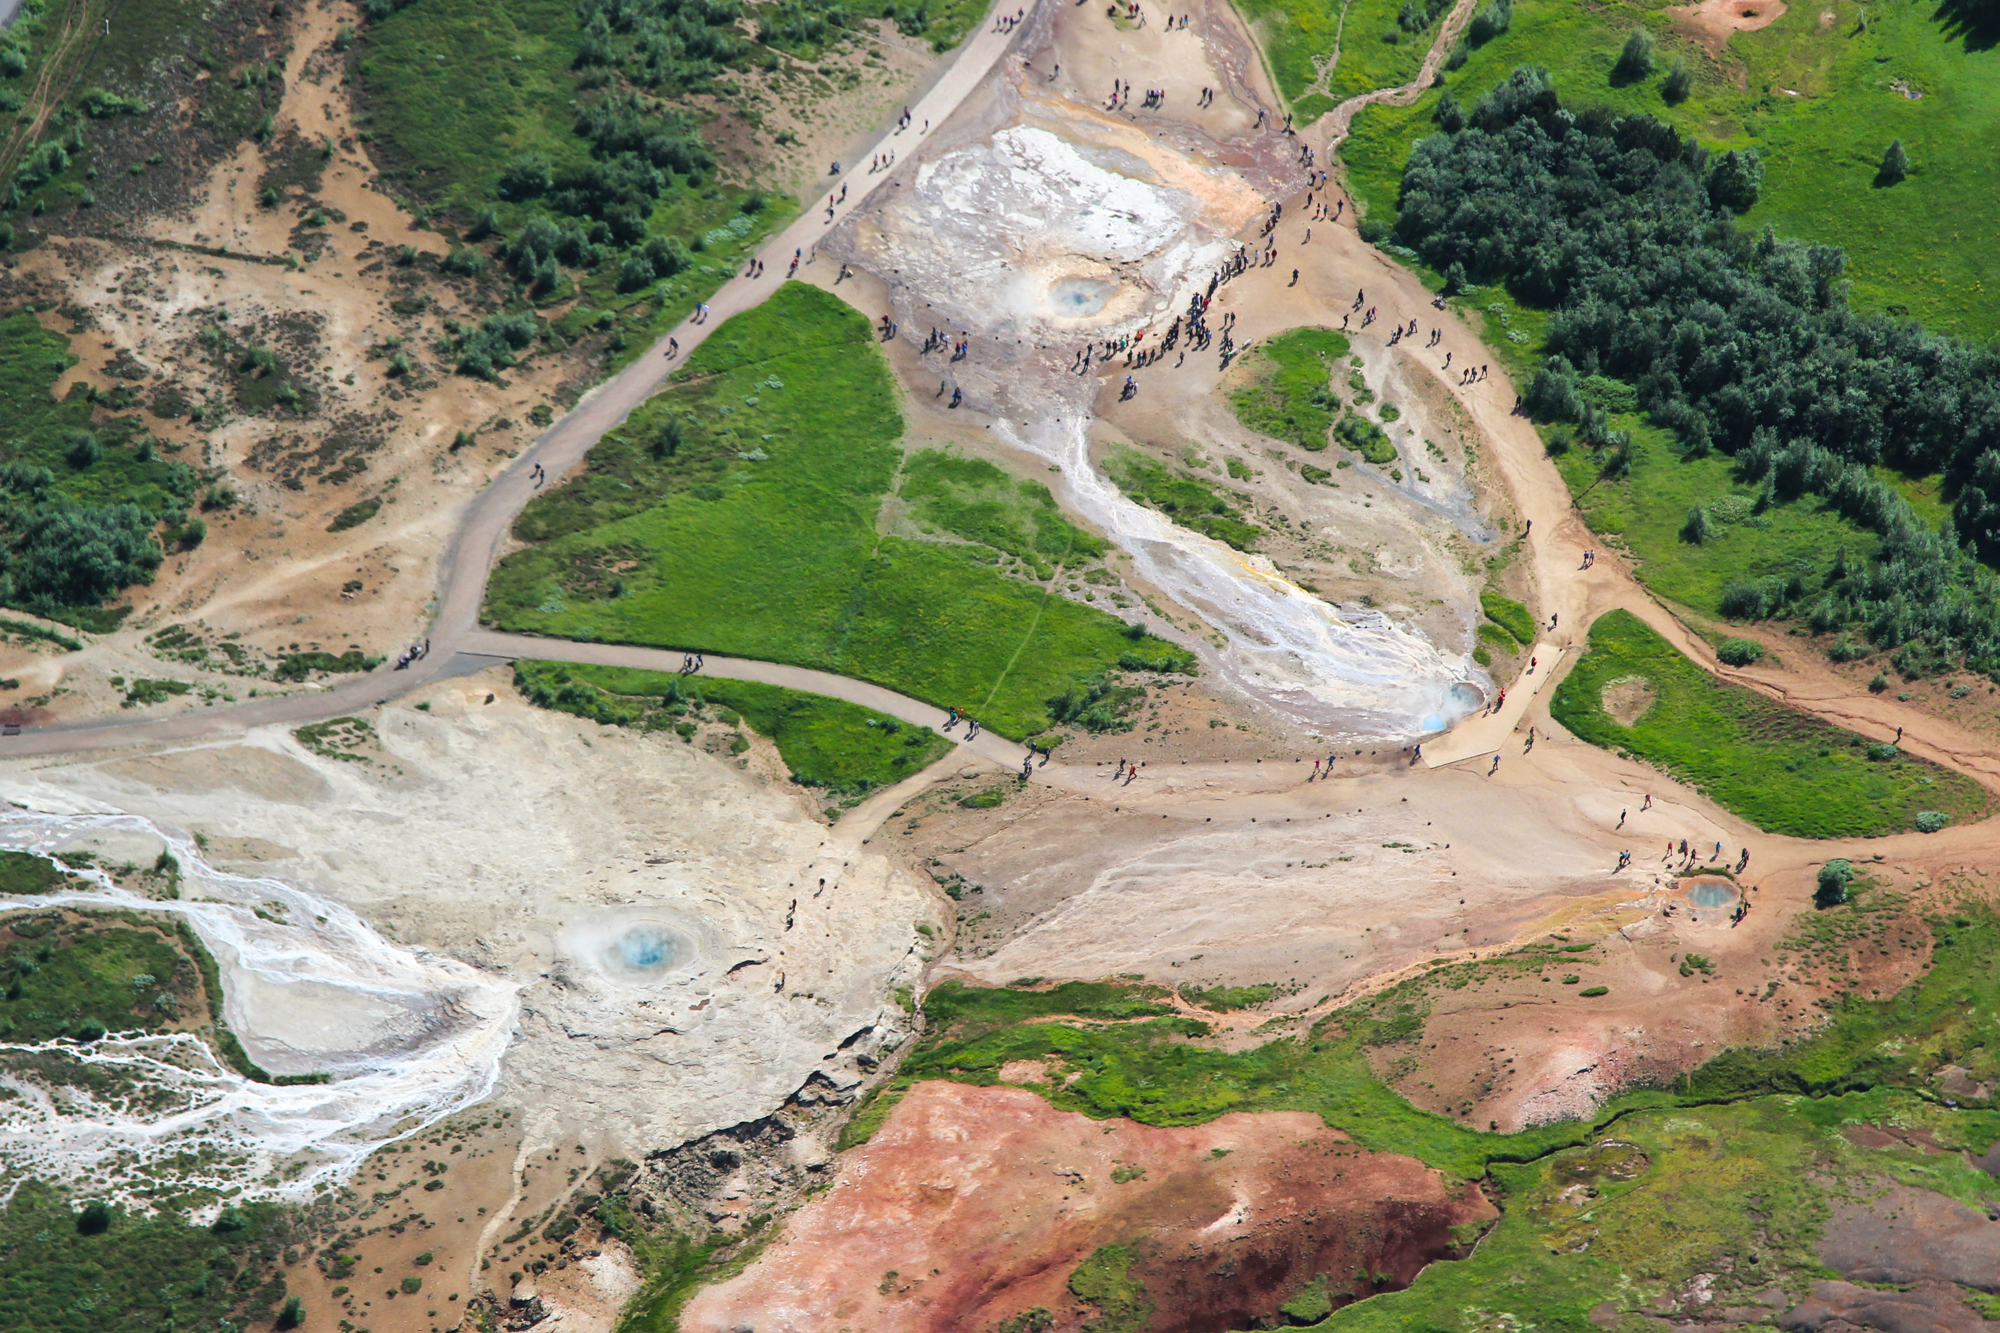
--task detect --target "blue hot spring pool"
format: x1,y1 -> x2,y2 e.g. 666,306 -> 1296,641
602,924 -> 687,982
1684,878 -> 1737,909
1049,276 -> 1118,318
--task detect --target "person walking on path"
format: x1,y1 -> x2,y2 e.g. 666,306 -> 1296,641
1488,754 -> 1500,775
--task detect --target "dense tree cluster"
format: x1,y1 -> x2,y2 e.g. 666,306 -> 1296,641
0,464 -> 164,611
1396,68 -> 2000,675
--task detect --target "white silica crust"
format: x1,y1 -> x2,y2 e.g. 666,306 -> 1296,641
864,113 -> 1481,736
0,808 -> 518,1206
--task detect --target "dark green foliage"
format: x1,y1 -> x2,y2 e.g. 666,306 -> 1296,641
1717,636 -> 1764,666
1550,610 -> 1984,836
1466,0 -> 1510,45
272,650 -> 377,681
0,850 -> 65,896
1706,147 -> 1764,213
1816,859 -> 1854,908
1877,138 -> 1910,186
0,922 -> 193,1043
1045,675 -> 1144,733
1394,70 -> 2000,675
1334,412 -> 1397,464
456,311 -> 542,379
327,498 -> 381,532
1612,26 -> 1654,82
1662,63 -> 1693,105
1105,451 -> 1261,550
78,88 -> 147,118
1397,0 -> 1451,33
0,1185 -> 292,1333
1681,504 -> 1713,545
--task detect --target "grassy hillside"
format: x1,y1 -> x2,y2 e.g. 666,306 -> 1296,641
487,284 -> 1192,738
1340,0 -> 2000,339
1551,610 -> 1987,837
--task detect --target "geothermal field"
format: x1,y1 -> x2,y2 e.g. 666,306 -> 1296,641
2,0 -> 1998,1329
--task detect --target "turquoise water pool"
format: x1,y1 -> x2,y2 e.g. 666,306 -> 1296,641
1684,878 -> 1737,909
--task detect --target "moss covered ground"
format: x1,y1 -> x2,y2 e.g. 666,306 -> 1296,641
513,660 -> 953,797
486,285 -> 1190,738
851,891 -> 2000,1327
1551,610 -> 1987,837
1339,0 -> 2000,340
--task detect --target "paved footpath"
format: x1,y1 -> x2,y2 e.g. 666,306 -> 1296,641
0,0 -> 1038,761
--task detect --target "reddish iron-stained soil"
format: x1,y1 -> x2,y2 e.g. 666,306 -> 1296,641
681,1082 -> 1495,1333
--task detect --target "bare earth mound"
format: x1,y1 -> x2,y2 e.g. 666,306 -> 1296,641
1669,0 -> 1788,55
681,1081 -> 1496,1333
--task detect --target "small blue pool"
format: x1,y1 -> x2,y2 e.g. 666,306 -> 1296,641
1684,878 -> 1737,909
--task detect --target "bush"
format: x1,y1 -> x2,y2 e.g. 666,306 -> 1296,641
1816,859 -> 1853,908
1716,637 -> 1763,666
1705,149 -> 1764,213
1868,670 -> 1889,693
443,245 -> 485,275
1866,742 -> 1899,761
1877,139 -> 1909,187
1681,505 -> 1712,545
1467,0 -> 1510,45
1914,810 -> 1948,833
64,432 -> 101,469
1578,986 -> 1608,997
1662,64 -> 1693,104
1717,581 -> 1766,620
76,1201 -> 112,1234
1613,27 -> 1654,81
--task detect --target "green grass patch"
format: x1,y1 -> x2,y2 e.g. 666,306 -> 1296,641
486,285 -> 1190,739
1550,610 -> 1986,837
0,1184 -> 295,1333
1068,1245 -> 1153,1333
0,850 -> 68,896
899,450 -> 1105,579
1552,420 -> 1882,619
513,660 -> 953,796
1179,982 -> 1280,1011
1103,448 -> 1262,551
1229,326 -> 1350,452
1479,591 -> 1534,645
1339,0 -> 2000,339
1238,0 -> 1439,119
0,920 -> 193,1044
